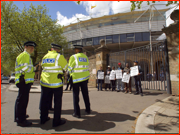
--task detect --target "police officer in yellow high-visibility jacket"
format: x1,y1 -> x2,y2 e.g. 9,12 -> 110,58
68,45 -> 91,118
14,41 -> 36,127
40,43 -> 67,127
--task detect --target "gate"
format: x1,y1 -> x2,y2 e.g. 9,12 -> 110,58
108,41 -> 171,91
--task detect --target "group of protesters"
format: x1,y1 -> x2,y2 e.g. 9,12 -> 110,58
96,61 -> 144,96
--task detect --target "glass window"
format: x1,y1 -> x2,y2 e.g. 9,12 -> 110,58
120,34 -> 126,43
112,35 -> 119,43
127,33 -> 134,37
142,32 -> 150,41
106,35 -> 112,44
93,37 -> 99,45
86,38 -> 93,46
82,39 -> 86,46
135,33 -> 142,42
76,40 -> 81,45
99,36 -> 105,40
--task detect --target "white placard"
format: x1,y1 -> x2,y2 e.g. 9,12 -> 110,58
109,71 -> 116,80
98,72 -> 104,80
92,69 -> 96,74
122,73 -> 131,83
105,75 -> 110,84
130,66 -> 139,77
115,70 -> 122,79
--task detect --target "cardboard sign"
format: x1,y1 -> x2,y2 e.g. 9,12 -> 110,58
109,71 -> 116,80
115,70 -> 122,79
105,75 -> 110,84
130,66 -> 139,77
122,73 -> 131,83
98,72 -> 104,80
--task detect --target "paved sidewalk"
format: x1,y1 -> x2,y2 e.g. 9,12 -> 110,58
135,96 -> 179,133
2,85 -> 170,133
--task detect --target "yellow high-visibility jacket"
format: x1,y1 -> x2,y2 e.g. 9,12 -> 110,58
40,50 -> 68,88
68,53 -> 90,84
15,51 -> 35,84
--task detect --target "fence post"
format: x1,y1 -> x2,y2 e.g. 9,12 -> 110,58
164,39 -> 172,94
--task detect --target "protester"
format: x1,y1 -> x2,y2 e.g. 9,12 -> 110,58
110,66 -> 116,91
116,63 -> 124,92
133,61 -> 143,96
97,66 -> 104,91
105,66 -> 111,91
123,63 -> 132,94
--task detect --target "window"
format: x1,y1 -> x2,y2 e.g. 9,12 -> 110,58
106,35 -> 112,44
82,39 -> 86,46
120,34 -> 126,43
86,38 -> 93,46
112,35 -> 119,43
93,37 -> 99,45
142,32 -> 150,41
127,33 -> 134,42
135,33 -> 142,42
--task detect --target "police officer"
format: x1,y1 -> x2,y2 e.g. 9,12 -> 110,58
40,43 -> 67,127
68,45 -> 91,118
133,61 -> 143,96
14,41 -> 36,127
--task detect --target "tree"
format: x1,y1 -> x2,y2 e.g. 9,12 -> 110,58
76,1 -> 178,11
1,1 -> 68,74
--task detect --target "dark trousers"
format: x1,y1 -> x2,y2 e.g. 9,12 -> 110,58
65,77 -> 73,90
97,80 -> 103,90
40,86 -> 63,126
14,82 -> 32,123
105,84 -> 111,90
134,78 -> 143,93
111,80 -> 116,91
48,91 -> 53,109
73,80 -> 90,116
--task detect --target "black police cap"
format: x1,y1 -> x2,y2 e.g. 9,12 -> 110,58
51,43 -> 62,49
134,61 -> 138,63
73,44 -> 83,49
24,41 -> 36,47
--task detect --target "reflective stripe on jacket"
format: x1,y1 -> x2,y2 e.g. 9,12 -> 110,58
40,50 -> 67,88
68,53 -> 90,84
15,51 -> 35,84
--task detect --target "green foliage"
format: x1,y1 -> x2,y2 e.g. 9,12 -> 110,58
1,1 -> 68,74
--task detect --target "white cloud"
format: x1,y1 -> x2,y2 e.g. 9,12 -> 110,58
56,1 -> 179,27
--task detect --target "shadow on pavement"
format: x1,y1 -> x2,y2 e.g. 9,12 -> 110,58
28,109 -> 136,132
147,123 -> 171,131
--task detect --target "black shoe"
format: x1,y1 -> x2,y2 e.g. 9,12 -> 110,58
85,110 -> 91,115
17,120 -> 32,127
64,89 -> 67,91
141,93 -> 143,96
72,113 -> 81,118
40,117 -> 50,124
14,115 -> 29,122
100,89 -> 103,91
53,119 -> 66,127
134,92 -> 139,95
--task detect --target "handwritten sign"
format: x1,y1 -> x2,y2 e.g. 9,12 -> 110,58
105,75 -> 110,84
109,71 -> 116,80
115,70 -> 122,79
122,73 -> 131,83
130,66 -> 139,77
98,72 -> 104,80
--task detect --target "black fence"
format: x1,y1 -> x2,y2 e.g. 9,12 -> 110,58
108,41 -> 170,91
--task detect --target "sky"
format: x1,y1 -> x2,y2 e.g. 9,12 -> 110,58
12,1 -> 179,27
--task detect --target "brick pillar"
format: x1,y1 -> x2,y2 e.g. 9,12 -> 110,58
95,39 -> 110,88
162,10 -> 179,96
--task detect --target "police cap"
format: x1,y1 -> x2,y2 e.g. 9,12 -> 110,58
73,44 -> 83,49
51,43 -> 62,49
24,41 -> 37,47
134,61 -> 138,63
